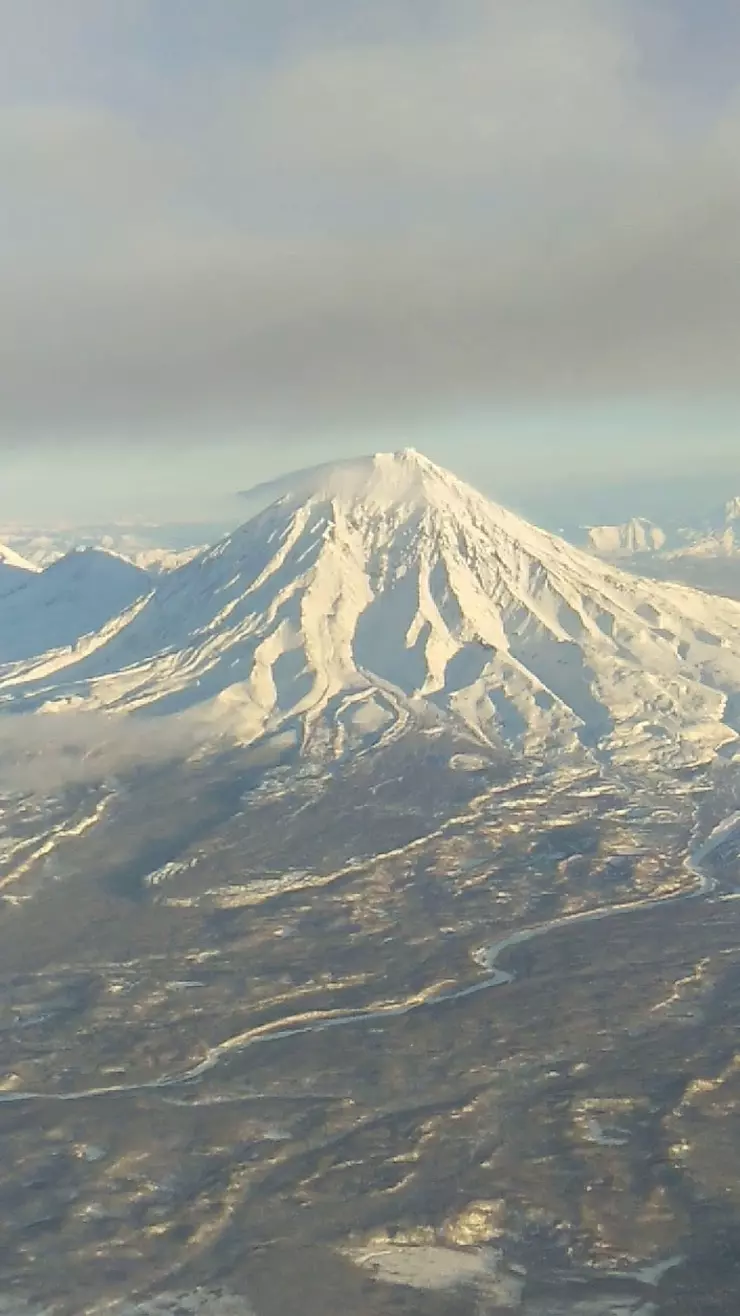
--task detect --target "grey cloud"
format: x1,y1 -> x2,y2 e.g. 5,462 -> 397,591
0,0 -> 739,446
229,4 -> 638,181
2,189 -> 739,442
0,710 -> 282,791
0,712 -> 208,791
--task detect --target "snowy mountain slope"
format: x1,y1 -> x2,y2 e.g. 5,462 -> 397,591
4,451 -> 740,768
0,542 -> 38,596
0,548 -> 151,665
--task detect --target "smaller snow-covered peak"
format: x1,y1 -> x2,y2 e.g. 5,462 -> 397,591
44,546 -> 151,586
586,518 -> 666,557
0,541 -> 38,573
583,497 -> 740,564
0,546 -> 152,666
0,540 -> 39,599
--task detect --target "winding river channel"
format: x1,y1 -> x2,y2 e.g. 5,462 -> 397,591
0,812 -> 736,1107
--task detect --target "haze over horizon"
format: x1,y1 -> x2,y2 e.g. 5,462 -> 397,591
2,0 -> 740,522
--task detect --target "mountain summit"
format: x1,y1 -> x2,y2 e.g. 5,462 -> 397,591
5,451 -> 740,767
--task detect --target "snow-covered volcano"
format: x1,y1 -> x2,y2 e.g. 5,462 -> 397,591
5,450 -> 740,767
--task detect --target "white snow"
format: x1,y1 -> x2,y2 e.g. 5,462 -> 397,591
582,1115 -> 629,1147
3,450 -> 740,767
0,542 -> 38,574
0,542 -> 39,597
688,811 -> 740,868
587,495 -> 740,561
0,523 -> 210,571
349,1242 -> 523,1303
587,518 -> 666,556
0,548 -> 151,666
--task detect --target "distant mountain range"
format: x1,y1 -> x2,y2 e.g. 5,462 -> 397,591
0,522 -> 216,573
584,497 -> 740,560
2,450 -> 740,771
580,498 -> 740,601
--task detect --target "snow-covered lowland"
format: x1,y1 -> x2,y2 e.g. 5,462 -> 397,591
3,449 -> 740,768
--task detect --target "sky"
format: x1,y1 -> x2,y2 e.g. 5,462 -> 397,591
1,0 -> 740,525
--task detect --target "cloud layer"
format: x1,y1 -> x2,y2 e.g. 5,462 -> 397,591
0,707 -> 288,791
1,0 -> 739,446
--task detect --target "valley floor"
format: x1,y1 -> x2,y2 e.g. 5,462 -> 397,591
0,736 -> 739,1315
